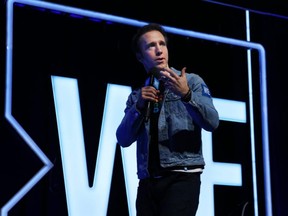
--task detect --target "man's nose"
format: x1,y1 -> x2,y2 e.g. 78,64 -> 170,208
156,45 -> 162,55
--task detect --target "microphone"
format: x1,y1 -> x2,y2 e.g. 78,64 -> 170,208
145,69 -> 156,122
149,67 -> 161,80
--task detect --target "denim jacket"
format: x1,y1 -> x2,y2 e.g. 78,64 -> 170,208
116,68 -> 219,179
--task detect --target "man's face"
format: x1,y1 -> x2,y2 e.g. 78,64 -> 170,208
137,30 -> 169,72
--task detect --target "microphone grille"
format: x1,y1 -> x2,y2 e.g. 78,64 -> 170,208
149,67 -> 161,79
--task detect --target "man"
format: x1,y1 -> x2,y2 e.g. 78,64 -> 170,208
116,23 -> 219,216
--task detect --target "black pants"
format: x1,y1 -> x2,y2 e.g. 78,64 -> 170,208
136,172 -> 201,216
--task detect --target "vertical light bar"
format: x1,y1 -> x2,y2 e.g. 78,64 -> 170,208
245,10 -> 258,216
258,42 -> 272,216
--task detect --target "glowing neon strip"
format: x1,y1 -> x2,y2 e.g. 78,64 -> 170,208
213,98 -> 246,123
246,10 -> 258,216
5,0 -> 271,215
247,10 -> 271,216
0,118 -> 53,216
204,0 -> 288,20
2,1 -> 54,216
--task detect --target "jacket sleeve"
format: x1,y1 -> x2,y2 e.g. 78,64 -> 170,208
116,90 -> 146,147
183,74 -> 219,132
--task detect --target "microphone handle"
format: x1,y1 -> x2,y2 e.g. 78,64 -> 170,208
145,74 -> 155,122
145,101 -> 152,122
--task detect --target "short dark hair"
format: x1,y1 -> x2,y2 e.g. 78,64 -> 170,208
131,23 -> 168,55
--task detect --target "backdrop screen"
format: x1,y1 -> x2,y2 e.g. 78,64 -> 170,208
2,1 -> 267,216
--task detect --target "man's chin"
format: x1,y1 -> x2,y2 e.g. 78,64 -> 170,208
155,63 -> 167,69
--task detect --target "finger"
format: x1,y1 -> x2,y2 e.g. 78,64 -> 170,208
181,67 -> 187,77
160,71 -> 170,77
166,68 -> 178,78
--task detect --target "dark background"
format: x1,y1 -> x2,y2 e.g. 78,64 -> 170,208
1,0 -> 288,215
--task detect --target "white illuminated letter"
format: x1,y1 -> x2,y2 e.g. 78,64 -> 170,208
51,76 -> 126,215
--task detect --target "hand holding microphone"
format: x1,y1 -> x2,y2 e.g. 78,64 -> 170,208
135,67 -> 162,122
144,67 -> 162,121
